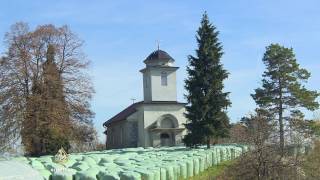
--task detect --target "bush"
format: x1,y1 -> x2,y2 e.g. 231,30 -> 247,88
42,128 -> 71,155
303,140 -> 320,179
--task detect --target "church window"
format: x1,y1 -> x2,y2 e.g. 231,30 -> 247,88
161,72 -> 167,86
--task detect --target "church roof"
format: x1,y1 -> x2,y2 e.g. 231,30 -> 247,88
103,101 -> 186,127
144,49 -> 174,64
103,101 -> 143,127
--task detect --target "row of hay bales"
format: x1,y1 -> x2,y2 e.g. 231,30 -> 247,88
12,144 -> 248,180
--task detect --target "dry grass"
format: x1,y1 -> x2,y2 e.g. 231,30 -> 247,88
186,161 -> 232,180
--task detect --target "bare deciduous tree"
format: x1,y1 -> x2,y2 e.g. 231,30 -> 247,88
0,22 -> 95,153
222,111 -> 303,180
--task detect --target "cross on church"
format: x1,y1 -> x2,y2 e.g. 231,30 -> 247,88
156,40 -> 162,50
130,98 -> 136,104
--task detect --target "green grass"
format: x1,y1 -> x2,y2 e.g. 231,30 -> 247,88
186,161 -> 232,180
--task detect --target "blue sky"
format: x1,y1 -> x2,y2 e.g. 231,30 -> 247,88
1,0 -> 320,142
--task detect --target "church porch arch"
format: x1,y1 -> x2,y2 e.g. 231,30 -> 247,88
149,114 -> 184,147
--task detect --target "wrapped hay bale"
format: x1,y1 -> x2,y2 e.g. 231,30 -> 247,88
197,155 -> 205,172
43,162 -> 65,172
171,163 -> 180,179
82,156 -> 97,167
88,155 -> 101,163
193,157 -> 200,175
147,167 -> 161,180
163,165 -> 174,180
185,159 -> 194,177
51,169 -> 76,180
211,149 -> 217,165
38,169 -> 52,180
71,162 -> 90,171
74,168 -> 100,180
37,155 -> 53,163
114,159 -> 132,166
61,159 -> 77,168
99,162 -> 119,168
97,172 -> 119,180
12,156 -> 29,163
158,167 -> 167,180
119,171 -> 141,180
99,157 -> 114,164
176,161 -> 187,179
0,160 -> 43,180
30,160 -> 45,170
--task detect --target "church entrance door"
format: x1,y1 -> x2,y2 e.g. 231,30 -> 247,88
160,133 -> 174,146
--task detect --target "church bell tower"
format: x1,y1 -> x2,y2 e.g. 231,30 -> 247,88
140,49 -> 179,102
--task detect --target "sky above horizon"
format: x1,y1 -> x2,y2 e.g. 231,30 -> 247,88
1,0 -> 320,142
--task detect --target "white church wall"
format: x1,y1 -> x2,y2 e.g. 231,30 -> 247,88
142,104 -> 186,147
149,68 -> 177,101
135,106 -> 145,147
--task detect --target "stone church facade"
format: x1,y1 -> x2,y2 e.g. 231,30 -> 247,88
103,49 -> 187,149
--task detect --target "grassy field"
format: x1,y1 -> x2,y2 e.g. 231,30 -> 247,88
187,161 -> 232,180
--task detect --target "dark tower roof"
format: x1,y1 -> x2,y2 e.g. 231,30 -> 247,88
144,49 -> 174,64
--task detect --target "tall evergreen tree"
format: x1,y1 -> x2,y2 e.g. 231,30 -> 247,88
252,44 -> 319,154
40,44 -> 72,155
184,13 -> 231,148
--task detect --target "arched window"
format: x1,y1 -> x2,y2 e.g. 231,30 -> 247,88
161,72 -> 167,86
160,118 -> 174,128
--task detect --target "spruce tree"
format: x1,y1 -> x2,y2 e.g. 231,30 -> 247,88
184,13 -> 231,148
252,44 -> 319,154
40,44 -> 72,155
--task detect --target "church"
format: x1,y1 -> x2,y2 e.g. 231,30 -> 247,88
103,49 -> 187,149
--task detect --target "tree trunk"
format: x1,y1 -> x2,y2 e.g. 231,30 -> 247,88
279,110 -> 284,155
279,78 -> 284,156
206,136 -> 210,149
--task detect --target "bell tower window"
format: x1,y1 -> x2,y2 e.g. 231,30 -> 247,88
161,72 -> 167,86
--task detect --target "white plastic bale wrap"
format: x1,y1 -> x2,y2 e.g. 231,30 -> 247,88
197,155 -> 205,172
97,170 -> 120,180
38,169 -> 52,180
147,167 -> 161,180
185,159 -> 194,177
215,148 -> 221,164
177,161 -> 187,179
52,171 -> 74,180
193,157 -> 200,175
206,151 -> 212,167
120,171 -> 141,180
1,144 -> 248,180
74,167 -> 100,180
163,165 -> 174,180
0,160 -> 43,180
